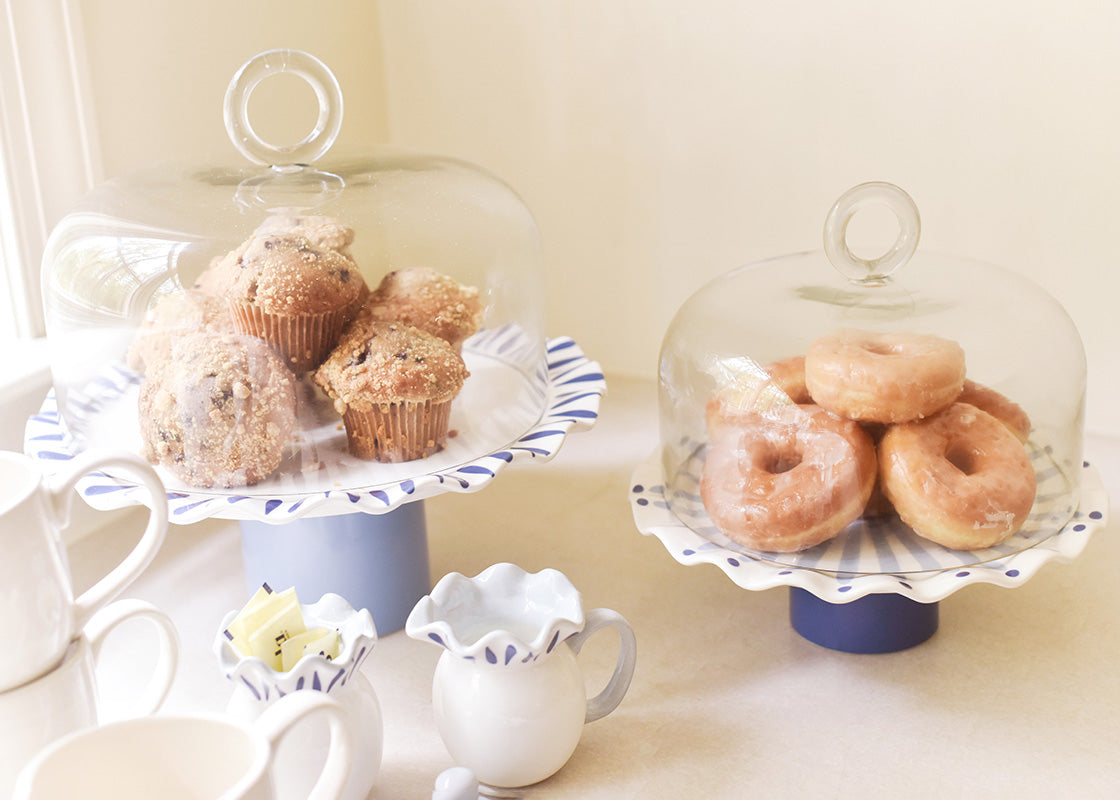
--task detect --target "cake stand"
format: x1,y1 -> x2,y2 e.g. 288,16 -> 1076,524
630,449 -> 1108,653
25,333 -> 605,635
638,181 -> 1107,653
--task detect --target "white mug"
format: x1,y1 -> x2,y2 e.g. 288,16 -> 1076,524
0,598 -> 178,799
14,690 -> 352,800
0,449 -> 169,690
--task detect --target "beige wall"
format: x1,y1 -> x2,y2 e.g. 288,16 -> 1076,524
78,0 -> 387,174
78,1 -> 1120,435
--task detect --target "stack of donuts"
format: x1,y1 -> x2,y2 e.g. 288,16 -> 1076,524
699,329 -> 1036,553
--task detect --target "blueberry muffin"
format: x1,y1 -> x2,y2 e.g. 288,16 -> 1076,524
314,320 -> 469,462
252,212 -> 356,260
138,332 -> 297,487
219,232 -> 368,372
358,267 -> 483,352
127,289 -> 236,373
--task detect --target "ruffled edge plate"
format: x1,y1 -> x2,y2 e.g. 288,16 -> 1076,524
629,452 -> 1109,603
25,336 -> 604,524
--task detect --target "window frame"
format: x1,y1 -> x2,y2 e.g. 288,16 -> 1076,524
0,0 -> 101,340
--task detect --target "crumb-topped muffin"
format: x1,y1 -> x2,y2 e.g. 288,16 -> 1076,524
359,267 -> 483,352
138,332 -> 297,488
252,212 -> 356,259
314,320 -> 469,462
220,232 -> 368,372
127,289 -> 236,373
193,253 -> 235,297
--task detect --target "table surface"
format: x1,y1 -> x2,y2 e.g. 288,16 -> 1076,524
71,375 -> 1120,800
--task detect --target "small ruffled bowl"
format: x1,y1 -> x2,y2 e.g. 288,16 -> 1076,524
214,592 -> 376,701
405,562 -> 585,668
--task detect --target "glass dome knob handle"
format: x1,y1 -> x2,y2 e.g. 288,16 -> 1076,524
823,181 -> 921,284
223,49 -> 344,168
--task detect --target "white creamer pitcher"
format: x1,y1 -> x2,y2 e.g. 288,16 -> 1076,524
0,449 -> 168,691
406,563 -> 637,789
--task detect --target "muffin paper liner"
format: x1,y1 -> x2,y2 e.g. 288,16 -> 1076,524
230,302 -> 349,373
342,399 -> 452,462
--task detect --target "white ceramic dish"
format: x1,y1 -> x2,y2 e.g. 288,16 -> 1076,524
214,593 -> 376,699
406,563 -> 586,666
630,452 -> 1108,603
25,334 -> 603,523
406,563 -> 637,789
215,593 -> 381,800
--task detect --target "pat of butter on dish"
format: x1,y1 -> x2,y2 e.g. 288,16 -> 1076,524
224,583 -> 276,652
224,584 -> 341,671
280,627 -> 340,672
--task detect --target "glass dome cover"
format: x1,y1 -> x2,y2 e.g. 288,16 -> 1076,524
40,50 -> 555,504
658,182 -> 1087,574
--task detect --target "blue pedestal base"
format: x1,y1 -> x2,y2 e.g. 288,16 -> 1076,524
239,502 -> 430,636
788,587 -> 939,654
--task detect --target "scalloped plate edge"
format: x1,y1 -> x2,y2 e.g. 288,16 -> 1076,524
629,455 -> 1108,604
25,336 -> 605,524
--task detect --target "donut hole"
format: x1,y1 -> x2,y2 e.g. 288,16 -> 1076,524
861,341 -> 904,357
765,450 -> 803,475
945,442 -> 980,476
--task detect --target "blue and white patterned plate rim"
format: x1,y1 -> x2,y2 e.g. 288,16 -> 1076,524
629,451 -> 1108,604
24,335 -> 604,524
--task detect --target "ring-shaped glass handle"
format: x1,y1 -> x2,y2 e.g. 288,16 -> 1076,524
823,182 -> 920,285
224,49 -> 343,168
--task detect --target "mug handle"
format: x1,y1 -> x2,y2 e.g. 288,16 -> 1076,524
255,691 -> 353,800
85,598 -> 179,717
47,450 -> 169,630
567,607 -> 637,724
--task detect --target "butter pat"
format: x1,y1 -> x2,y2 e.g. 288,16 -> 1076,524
280,627 -> 340,671
225,584 -> 344,672
224,584 -> 275,656
244,590 -> 307,671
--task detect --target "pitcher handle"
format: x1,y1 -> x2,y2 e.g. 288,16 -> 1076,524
85,598 -> 179,718
567,607 -> 637,724
254,691 -> 353,800
49,450 -> 169,631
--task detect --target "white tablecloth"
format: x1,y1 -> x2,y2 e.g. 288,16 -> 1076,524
72,376 -> 1120,799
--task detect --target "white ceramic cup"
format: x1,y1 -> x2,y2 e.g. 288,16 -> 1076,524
14,690 -> 352,800
0,598 -> 178,799
0,449 -> 169,691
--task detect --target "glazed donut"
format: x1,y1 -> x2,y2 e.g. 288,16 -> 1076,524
805,329 -> 966,423
958,379 -> 1031,442
857,422 -> 896,518
764,356 -> 812,404
700,404 -> 877,552
878,403 -> 1036,550
704,358 -> 804,433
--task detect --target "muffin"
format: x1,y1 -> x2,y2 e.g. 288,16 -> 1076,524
193,253 -> 234,297
138,332 -> 297,488
252,212 -> 356,259
358,267 -> 483,352
220,232 -> 368,373
314,320 -> 470,462
127,289 -> 236,373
